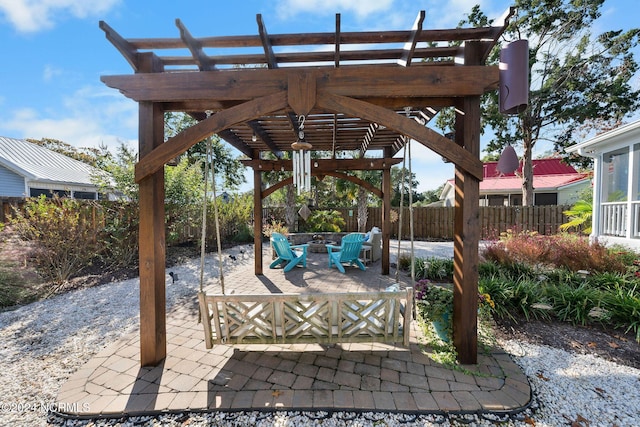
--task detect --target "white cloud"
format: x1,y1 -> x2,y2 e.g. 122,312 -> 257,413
42,64 -> 63,82
1,85 -> 137,151
0,0 -> 121,33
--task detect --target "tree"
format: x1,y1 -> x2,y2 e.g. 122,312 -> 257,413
335,166 -> 382,232
26,138 -> 105,167
92,141 -> 139,200
417,184 -> 445,206
390,166 -> 424,207
441,1 -> 640,206
165,112 -> 246,191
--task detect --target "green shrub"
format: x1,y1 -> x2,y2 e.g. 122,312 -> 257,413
11,196 -> 101,288
417,257 -> 454,282
602,284 -> 640,342
99,201 -> 139,269
303,210 -> 346,232
478,234 -> 640,341
546,283 -> 605,326
397,252 -> 413,271
204,193 -> 254,249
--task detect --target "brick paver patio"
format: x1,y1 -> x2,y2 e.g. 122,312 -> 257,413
55,247 -> 531,417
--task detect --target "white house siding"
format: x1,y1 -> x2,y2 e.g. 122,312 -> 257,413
557,181 -> 590,205
0,165 -> 26,197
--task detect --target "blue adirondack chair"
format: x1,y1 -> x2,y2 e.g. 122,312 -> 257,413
326,233 -> 366,273
269,232 -> 309,272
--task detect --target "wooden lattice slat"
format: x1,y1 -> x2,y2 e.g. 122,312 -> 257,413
199,288 -> 413,348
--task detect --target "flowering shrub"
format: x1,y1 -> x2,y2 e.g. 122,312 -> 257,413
414,279 -> 452,319
483,231 -> 632,273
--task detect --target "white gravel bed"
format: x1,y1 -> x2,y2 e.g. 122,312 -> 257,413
1,242 -> 638,426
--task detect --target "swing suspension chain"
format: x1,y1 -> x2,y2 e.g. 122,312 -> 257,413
209,139 -> 226,295
199,119 -> 213,293
394,135 -> 408,283
395,107 -> 415,283
199,111 -> 225,295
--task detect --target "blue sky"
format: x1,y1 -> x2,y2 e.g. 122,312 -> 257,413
0,0 -> 638,193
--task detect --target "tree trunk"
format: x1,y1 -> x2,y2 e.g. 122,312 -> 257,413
522,136 -> 534,206
285,185 -> 297,231
357,186 -> 368,232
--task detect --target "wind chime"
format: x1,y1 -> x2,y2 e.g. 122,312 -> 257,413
291,115 -> 312,195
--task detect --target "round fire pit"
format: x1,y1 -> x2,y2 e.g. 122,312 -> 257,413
307,240 -> 337,253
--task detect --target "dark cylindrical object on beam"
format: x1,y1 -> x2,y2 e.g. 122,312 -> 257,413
499,39 -> 529,115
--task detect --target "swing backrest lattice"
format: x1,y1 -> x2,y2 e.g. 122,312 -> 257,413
198,288 -> 413,348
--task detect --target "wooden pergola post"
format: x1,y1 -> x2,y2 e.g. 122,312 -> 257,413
137,53 -> 167,366
452,42 -> 482,364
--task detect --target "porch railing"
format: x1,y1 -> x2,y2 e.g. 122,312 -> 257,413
600,201 -> 640,238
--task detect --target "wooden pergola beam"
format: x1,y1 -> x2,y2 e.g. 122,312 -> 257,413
316,92 -> 483,180
99,21 -> 140,71
240,157 -> 401,172
257,14 -> 278,68
334,14 -> 341,67
100,66 -> 499,103
175,19 -> 216,71
135,91 -> 288,182
117,27 -> 506,52
155,47 -> 461,68
398,10 -> 424,67
216,129 -> 253,158
260,170 -> 384,199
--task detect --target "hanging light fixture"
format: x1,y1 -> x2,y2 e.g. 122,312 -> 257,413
291,115 -> 312,195
496,143 -> 520,174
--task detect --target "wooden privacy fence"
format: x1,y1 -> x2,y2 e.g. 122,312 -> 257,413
2,198 -> 570,242
0,198 -> 23,224
385,205 -> 572,239
266,205 -> 572,240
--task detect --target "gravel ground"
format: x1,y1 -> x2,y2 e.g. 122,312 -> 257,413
1,241 -> 639,427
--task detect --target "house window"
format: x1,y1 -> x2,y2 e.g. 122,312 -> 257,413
535,193 -> 558,205
488,195 -> 506,206
29,188 -> 70,198
602,148 -> 629,202
73,191 -> 97,200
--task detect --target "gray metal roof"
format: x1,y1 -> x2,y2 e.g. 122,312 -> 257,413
0,136 -> 99,186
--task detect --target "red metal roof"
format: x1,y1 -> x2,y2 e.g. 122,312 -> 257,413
483,158 -> 578,178
445,158 -> 589,192
479,174 -> 589,192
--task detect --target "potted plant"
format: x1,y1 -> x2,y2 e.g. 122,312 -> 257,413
416,279 -> 497,343
415,279 -> 453,342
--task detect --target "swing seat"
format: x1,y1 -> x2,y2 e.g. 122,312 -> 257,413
269,232 -> 309,272
326,233 -> 366,273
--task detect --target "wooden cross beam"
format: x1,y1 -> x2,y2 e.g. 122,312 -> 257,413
241,157 -> 402,172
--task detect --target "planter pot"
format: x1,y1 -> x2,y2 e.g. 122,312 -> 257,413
431,310 -> 451,342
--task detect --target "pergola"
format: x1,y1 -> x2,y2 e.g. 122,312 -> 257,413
100,9 -> 514,367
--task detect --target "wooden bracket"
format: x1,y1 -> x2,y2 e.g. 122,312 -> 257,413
288,71 -> 316,116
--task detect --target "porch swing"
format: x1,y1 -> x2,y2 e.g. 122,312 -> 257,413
196,129 -> 415,349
